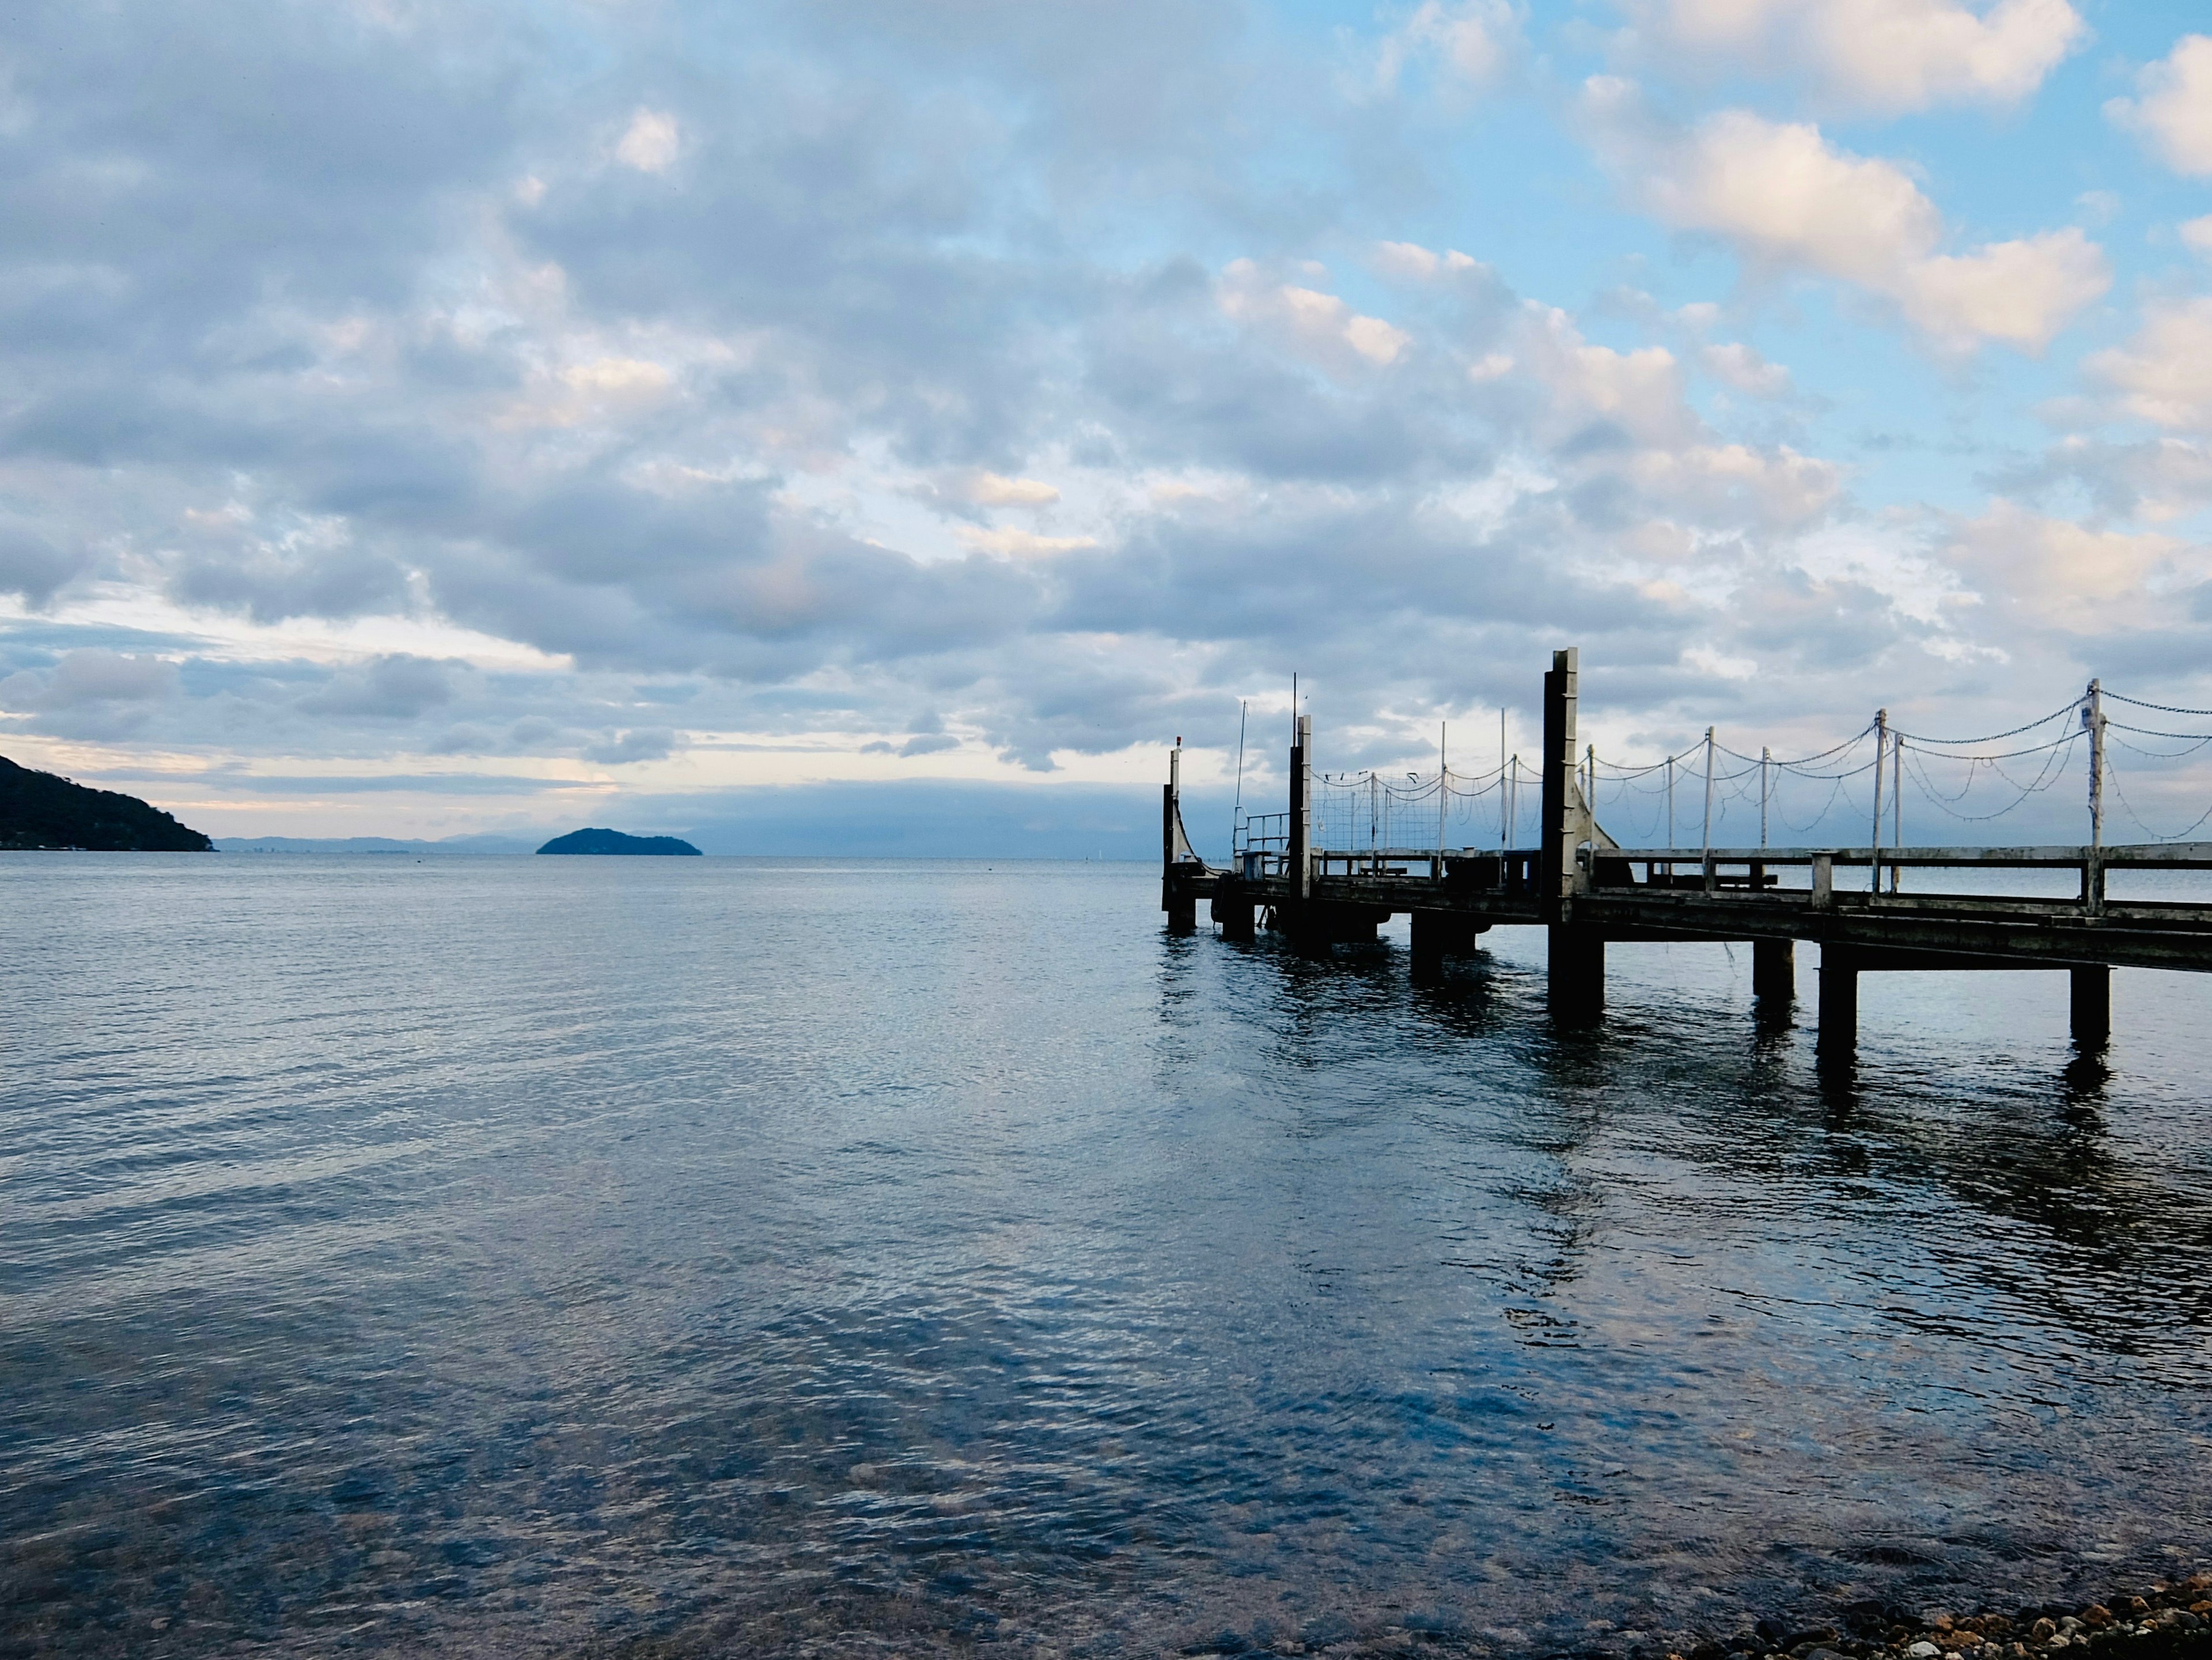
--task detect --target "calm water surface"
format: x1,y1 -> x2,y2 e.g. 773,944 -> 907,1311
3,855 -> 2210,1658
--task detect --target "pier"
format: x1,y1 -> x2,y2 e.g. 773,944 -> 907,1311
1161,649 -> 2212,1056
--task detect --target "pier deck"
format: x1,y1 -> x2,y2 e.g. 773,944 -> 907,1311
1160,651 -> 2212,1057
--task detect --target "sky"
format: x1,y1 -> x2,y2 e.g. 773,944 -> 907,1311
5,0 -> 2212,853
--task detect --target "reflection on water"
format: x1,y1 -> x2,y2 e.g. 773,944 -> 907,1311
3,855 -> 2209,1657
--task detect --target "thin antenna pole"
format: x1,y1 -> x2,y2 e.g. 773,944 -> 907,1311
2086,678 -> 2105,850
1499,709 -> 1508,853
1871,709 -> 1888,895
1230,699 -> 1247,862
1665,754 -> 1674,878
1701,727 -> 1716,857
1890,733 -> 1904,893
1760,746 -> 1771,849
1438,721 -> 1448,864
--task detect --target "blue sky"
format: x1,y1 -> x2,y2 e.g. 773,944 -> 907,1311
3,0 -> 2211,850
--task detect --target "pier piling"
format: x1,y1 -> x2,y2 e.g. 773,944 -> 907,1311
2071,965 -> 2111,1049
1752,939 -> 1795,1009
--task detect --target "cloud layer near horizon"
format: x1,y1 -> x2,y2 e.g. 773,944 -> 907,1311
5,0 -> 2212,842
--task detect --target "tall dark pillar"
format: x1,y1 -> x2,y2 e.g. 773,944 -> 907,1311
1816,944 -> 1858,1062
1753,939 -> 1795,1008
1411,909 -> 1476,965
1165,889 -> 1196,932
2070,965 -> 2111,1050
1211,882 -> 1255,940
1547,927 -> 1604,1024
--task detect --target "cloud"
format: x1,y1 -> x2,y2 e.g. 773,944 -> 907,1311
1217,261 -> 1412,370
584,726 -> 680,763
1940,501 -> 2195,632
1617,0 -> 2085,114
1373,241 -> 1485,282
301,654 -> 459,719
1698,341 -> 1791,397
2183,217 -> 2212,259
0,0 -> 2183,826
2106,36 -> 2212,177
1,649 -> 179,709
0,524 -> 92,607
2083,298 -> 2212,431
964,471 -> 1060,506
953,527 -> 1100,558
1585,89 -> 2108,351
1376,1 -> 1522,93
615,108 -> 681,173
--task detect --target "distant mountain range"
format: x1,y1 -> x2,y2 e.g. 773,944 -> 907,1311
213,833 -> 541,855
1,755 -> 213,851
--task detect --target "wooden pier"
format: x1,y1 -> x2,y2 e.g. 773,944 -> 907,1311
1161,649 -> 2212,1057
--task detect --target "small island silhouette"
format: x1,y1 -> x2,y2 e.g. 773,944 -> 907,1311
536,827 -> 702,856
1,755 -> 213,851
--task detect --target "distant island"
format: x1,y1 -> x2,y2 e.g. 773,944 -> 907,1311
536,827 -> 702,856
1,755 -> 213,851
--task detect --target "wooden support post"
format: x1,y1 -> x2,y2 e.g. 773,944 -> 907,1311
1211,880 -> 1255,941
1162,741 -> 1196,931
1817,943 -> 1858,1062
2071,965 -> 2111,1050
1752,938 -> 1794,1008
1541,646 -> 1605,1023
1547,925 -> 1604,1023
1411,909 -> 1477,967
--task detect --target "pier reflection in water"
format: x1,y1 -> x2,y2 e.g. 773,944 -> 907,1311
2,856 -> 2208,1657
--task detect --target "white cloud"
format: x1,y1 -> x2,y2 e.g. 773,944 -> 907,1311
561,356 -> 674,399
1941,501 -> 2190,631
2084,298 -> 2212,431
1699,340 -> 1791,396
1588,92 -> 2108,351
952,527 -> 1099,558
2182,217 -> 2212,259
1373,240 -> 1483,281
1898,229 -> 2108,352
1518,304 -> 1693,447
1620,0 -> 2085,114
1377,1 -> 1521,92
614,108 -> 680,173
1217,260 -> 1411,369
2107,36 -> 2212,178
964,472 -> 1061,506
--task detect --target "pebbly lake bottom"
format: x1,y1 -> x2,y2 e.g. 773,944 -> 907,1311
2,854 -> 2209,1658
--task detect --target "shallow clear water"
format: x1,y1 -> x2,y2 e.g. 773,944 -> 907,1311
3,854 -> 2210,1658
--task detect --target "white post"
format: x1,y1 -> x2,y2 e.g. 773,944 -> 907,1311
1870,709 -> 1887,895
1438,722 -> 1448,869
2085,679 -> 2106,917
1499,709 -> 1509,853
2086,679 -> 2105,849
1760,746 -> 1771,849
1889,733 -> 1903,893
1701,727 -> 1715,856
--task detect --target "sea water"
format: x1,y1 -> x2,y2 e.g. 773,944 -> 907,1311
3,854 -> 2209,1657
